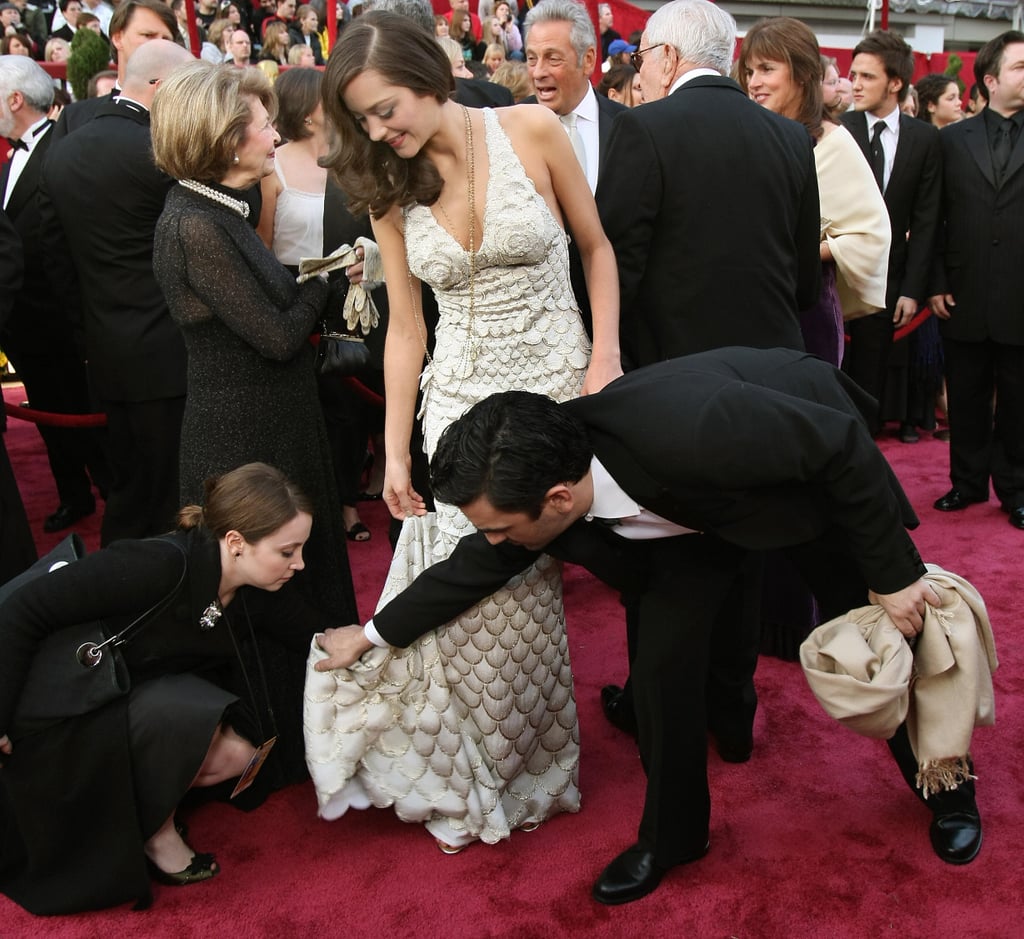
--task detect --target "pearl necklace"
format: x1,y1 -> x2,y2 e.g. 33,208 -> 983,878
179,179 -> 250,219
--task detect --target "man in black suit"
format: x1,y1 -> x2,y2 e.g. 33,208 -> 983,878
50,0 -> 178,141
928,31 -> 1024,530
523,0 -> 625,332
0,56 -> 109,533
49,0 -> 82,43
597,0 -> 819,369
841,30 -> 943,437
39,39 -> 193,545
316,347 -> 984,902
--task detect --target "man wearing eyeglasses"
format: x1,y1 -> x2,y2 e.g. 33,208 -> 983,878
598,0 -> 820,371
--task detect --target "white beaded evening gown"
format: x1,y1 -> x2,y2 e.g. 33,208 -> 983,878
304,108 -> 590,847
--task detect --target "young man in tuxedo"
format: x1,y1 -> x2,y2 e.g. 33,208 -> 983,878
316,347 -> 984,904
841,30 -> 943,439
928,31 -> 1024,530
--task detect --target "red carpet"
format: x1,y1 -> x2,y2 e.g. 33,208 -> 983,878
2,382 -> 1021,937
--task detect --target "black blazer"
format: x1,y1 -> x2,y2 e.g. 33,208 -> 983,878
840,111 -> 942,309
930,113 -> 1024,345
456,77 -> 514,108
371,347 -> 924,647
39,100 -> 187,402
596,76 -> 820,368
49,91 -> 115,143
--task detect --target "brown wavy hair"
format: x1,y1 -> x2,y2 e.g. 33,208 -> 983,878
319,10 -> 455,217
736,17 -> 829,141
177,462 -> 312,542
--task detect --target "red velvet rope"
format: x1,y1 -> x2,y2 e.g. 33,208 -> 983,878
4,402 -> 108,427
893,307 -> 932,342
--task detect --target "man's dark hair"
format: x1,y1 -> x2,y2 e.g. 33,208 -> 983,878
430,391 -> 593,518
852,29 -> 914,103
974,29 -> 1024,103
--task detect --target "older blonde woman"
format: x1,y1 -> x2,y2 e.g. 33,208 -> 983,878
150,61 -> 356,628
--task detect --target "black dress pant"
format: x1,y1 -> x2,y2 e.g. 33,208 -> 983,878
843,310 -> 894,434
943,337 -> 1024,508
100,397 -> 184,546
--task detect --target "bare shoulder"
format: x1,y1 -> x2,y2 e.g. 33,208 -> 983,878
494,103 -> 561,141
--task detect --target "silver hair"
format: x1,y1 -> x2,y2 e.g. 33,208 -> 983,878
597,3 -> 610,15
366,0 -> 434,34
645,0 -> 736,75
0,54 -> 54,113
524,0 -> 596,67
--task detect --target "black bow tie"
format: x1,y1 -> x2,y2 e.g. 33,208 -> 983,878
6,138 -> 27,152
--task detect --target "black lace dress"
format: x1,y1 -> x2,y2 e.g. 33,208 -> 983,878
154,183 -> 357,776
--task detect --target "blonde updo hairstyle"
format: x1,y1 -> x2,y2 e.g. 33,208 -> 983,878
151,60 -> 277,183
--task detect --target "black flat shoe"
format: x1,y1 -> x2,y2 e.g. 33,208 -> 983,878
929,811 -> 982,865
591,842 -> 708,906
345,521 -> 371,542
600,684 -> 638,738
149,851 -> 220,886
1008,507 -> 1024,531
933,489 -> 986,512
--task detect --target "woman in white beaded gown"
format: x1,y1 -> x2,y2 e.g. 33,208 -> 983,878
304,11 -> 621,852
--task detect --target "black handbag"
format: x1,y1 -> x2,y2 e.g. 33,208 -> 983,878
1,534 -> 188,735
315,326 -> 372,378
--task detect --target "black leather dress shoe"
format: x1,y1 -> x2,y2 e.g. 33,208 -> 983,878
929,811 -> 982,865
43,500 -> 96,533
600,685 -> 638,738
1008,507 -> 1024,530
592,842 -> 708,905
710,728 -> 753,764
933,489 -> 986,512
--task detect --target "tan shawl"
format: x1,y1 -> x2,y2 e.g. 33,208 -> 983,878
815,124 -> 892,321
800,566 -> 998,796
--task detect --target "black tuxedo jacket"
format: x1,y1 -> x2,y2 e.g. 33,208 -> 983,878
50,92 -> 115,143
840,111 -> 942,309
455,77 -> 514,109
372,347 -> 924,647
597,77 -> 820,368
930,113 -> 1024,345
0,123 -> 69,354
0,207 -> 22,336
39,100 -> 187,402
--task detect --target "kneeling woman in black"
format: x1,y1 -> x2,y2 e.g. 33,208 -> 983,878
0,463 -> 333,915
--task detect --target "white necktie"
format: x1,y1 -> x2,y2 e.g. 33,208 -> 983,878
559,112 -> 587,177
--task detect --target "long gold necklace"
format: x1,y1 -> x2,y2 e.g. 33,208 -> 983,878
435,105 -> 477,364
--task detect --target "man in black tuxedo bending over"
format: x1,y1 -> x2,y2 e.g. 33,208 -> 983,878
316,347 -> 984,904
841,30 -> 942,436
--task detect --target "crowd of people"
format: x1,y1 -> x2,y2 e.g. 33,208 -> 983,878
0,0 -> 1018,918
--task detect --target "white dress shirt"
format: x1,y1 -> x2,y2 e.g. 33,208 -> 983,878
3,116 -> 51,211
565,85 -> 601,194
865,105 -> 901,192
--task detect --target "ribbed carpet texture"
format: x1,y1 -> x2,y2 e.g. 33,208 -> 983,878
2,382 -> 1020,937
